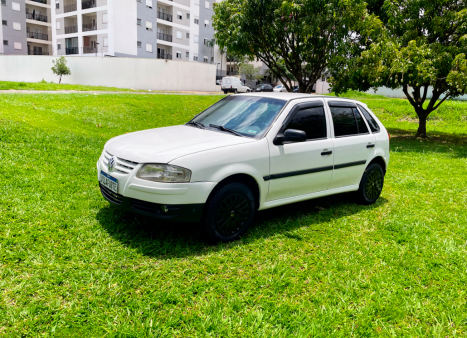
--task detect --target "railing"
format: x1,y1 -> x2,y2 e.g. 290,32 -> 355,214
83,46 -> 97,53
82,23 -> 97,32
30,0 -> 47,4
227,71 -> 239,75
81,0 -> 95,9
29,51 -> 49,55
157,53 -> 172,60
26,13 -> 48,22
64,3 -> 77,12
65,25 -> 78,33
157,11 -> 172,22
66,47 -> 79,54
157,33 -> 172,42
27,32 -> 48,40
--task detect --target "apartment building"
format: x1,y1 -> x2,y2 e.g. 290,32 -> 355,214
1,0 -> 52,55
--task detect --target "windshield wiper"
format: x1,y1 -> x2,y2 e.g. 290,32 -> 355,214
209,124 -> 243,137
186,121 -> 205,129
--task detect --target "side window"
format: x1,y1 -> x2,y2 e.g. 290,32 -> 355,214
353,108 -> 369,134
286,107 -> 327,140
357,105 -> 380,133
330,107 -> 358,137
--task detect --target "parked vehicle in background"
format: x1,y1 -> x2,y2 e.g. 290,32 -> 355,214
292,86 -> 299,93
216,79 -> 222,85
98,93 -> 390,243
273,85 -> 287,92
221,77 -> 251,94
255,84 -> 274,92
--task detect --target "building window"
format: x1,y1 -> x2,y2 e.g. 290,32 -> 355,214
137,0 -> 141,2
186,32 -> 189,38
321,76 -> 326,82
11,1 -> 19,10
146,21 -> 152,31
176,51 -> 181,59
204,38 -> 209,46
102,13 -> 108,24
55,0 -> 59,9
14,42 -> 22,50
146,0 -> 152,8
177,11 -> 182,20
12,22 -> 20,30
1,0 -> 5,5
103,37 -> 108,47
2,20 -> 6,26
176,31 -> 182,39
186,51 -> 189,57
211,56 -> 214,62
56,21 -> 61,30
137,18 -> 141,25
204,19 -> 209,27
203,56 -> 208,63
205,1 -> 209,9
194,17 -> 199,24
193,54 -> 198,61
194,35 -> 198,43
57,42 -> 61,50
146,43 -> 152,53
186,13 -> 190,19
3,40 -> 8,46
137,41 -> 141,48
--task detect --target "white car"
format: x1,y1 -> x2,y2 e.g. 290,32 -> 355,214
98,93 -> 390,243
221,77 -> 251,94
273,85 -> 287,92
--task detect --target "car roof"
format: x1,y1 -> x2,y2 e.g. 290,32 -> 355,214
235,92 -> 357,103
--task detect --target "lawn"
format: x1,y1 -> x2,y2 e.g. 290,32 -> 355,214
1,92 -> 467,337
0,81 -> 152,92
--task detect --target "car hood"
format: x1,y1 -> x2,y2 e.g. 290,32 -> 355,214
105,125 -> 256,164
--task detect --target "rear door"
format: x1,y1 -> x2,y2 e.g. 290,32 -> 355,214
327,101 -> 376,189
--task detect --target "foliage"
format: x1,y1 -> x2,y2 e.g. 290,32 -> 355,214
213,0 -> 381,93
238,63 -> 263,82
1,93 -> 467,335
331,0 -> 467,137
51,56 -> 72,84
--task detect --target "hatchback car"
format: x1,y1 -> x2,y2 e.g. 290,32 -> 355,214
98,93 -> 389,243
273,85 -> 287,92
255,84 -> 274,92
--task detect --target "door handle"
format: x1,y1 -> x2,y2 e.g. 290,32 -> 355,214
366,144 -> 375,148
321,151 -> 332,156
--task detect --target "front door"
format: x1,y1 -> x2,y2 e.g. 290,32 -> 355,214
327,102 -> 376,189
267,102 -> 334,201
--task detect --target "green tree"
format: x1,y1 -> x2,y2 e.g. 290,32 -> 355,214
213,0 -> 380,93
332,0 -> 467,138
239,63 -> 263,83
51,56 -> 71,84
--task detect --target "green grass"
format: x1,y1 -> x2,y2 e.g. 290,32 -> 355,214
0,80 -> 152,92
1,92 -> 467,337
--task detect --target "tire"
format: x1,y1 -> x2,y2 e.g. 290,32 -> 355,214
203,182 -> 256,243
224,91 -> 228,94
355,163 -> 385,205
234,89 -> 238,94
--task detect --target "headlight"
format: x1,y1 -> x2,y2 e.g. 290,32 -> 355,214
136,164 -> 191,183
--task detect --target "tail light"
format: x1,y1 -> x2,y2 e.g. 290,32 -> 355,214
388,132 -> 391,140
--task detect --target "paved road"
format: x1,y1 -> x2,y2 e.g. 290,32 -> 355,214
0,90 -> 225,95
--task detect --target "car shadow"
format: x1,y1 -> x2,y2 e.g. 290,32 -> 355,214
96,192 -> 388,260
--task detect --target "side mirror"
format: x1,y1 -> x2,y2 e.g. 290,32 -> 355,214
274,129 -> 307,145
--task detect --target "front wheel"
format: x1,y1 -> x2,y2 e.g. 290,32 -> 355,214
203,182 -> 256,243
224,91 -> 228,94
355,163 -> 384,205
234,89 -> 238,94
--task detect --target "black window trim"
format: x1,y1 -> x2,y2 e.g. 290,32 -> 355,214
357,104 -> 381,134
352,107 -> 370,135
276,101 -> 328,143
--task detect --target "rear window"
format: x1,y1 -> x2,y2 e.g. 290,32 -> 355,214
330,107 -> 358,137
222,78 -> 231,84
357,105 -> 380,133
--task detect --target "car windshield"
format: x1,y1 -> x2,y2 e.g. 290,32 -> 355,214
191,96 -> 286,138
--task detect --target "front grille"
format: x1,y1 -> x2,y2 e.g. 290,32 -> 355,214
100,183 -> 123,205
102,150 -> 138,174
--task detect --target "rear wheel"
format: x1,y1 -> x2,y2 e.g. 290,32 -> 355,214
203,182 -> 256,243
355,163 -> 384,205
234,89 -> 238,94
224,91 -> 227,94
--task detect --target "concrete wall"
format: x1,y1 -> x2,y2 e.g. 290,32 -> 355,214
0,54 -> 218,91
1,0 -> 27,55
112,0 -> 137,56
136,0 -> 157,58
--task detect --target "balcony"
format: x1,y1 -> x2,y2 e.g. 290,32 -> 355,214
157,53 -> 172,60
157,11 -> 172,22
82,23 -> 97,32
157,33 -> 172,42
66,47 -> 78,54
65,25 -> 78,33
81,0 -> 96,9
64,3 -> 77,13
27,32 -> 48,40
26,13 -> 48,22
83,46 -> 97,53
28,51 -> 49,55
30,0 -> 47,4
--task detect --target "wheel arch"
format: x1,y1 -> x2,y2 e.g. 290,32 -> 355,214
368,156 -> 387,173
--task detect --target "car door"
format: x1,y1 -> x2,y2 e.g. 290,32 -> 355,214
326,101 -> 376,190
266,101 -> 334,201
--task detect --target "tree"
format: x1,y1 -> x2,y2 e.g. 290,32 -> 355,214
213,0 -> 380,93
239,63 -> 263,83
331,0 -> 467,138
51,56 -> 71,84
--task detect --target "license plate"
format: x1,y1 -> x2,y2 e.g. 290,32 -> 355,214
100,171 -> 118,194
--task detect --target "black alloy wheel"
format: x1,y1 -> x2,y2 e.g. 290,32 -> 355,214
356,163 -> 385,205
203,182 -> 256,243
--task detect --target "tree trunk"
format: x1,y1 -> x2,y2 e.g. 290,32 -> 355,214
59,75 -> 62,84
415,114 -> 428,138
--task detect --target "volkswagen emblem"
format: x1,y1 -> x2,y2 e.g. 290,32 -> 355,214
108,156 -> 116,171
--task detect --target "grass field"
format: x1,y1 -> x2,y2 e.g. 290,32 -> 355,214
1,92 -> 467,337
0,81 -> 152,92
